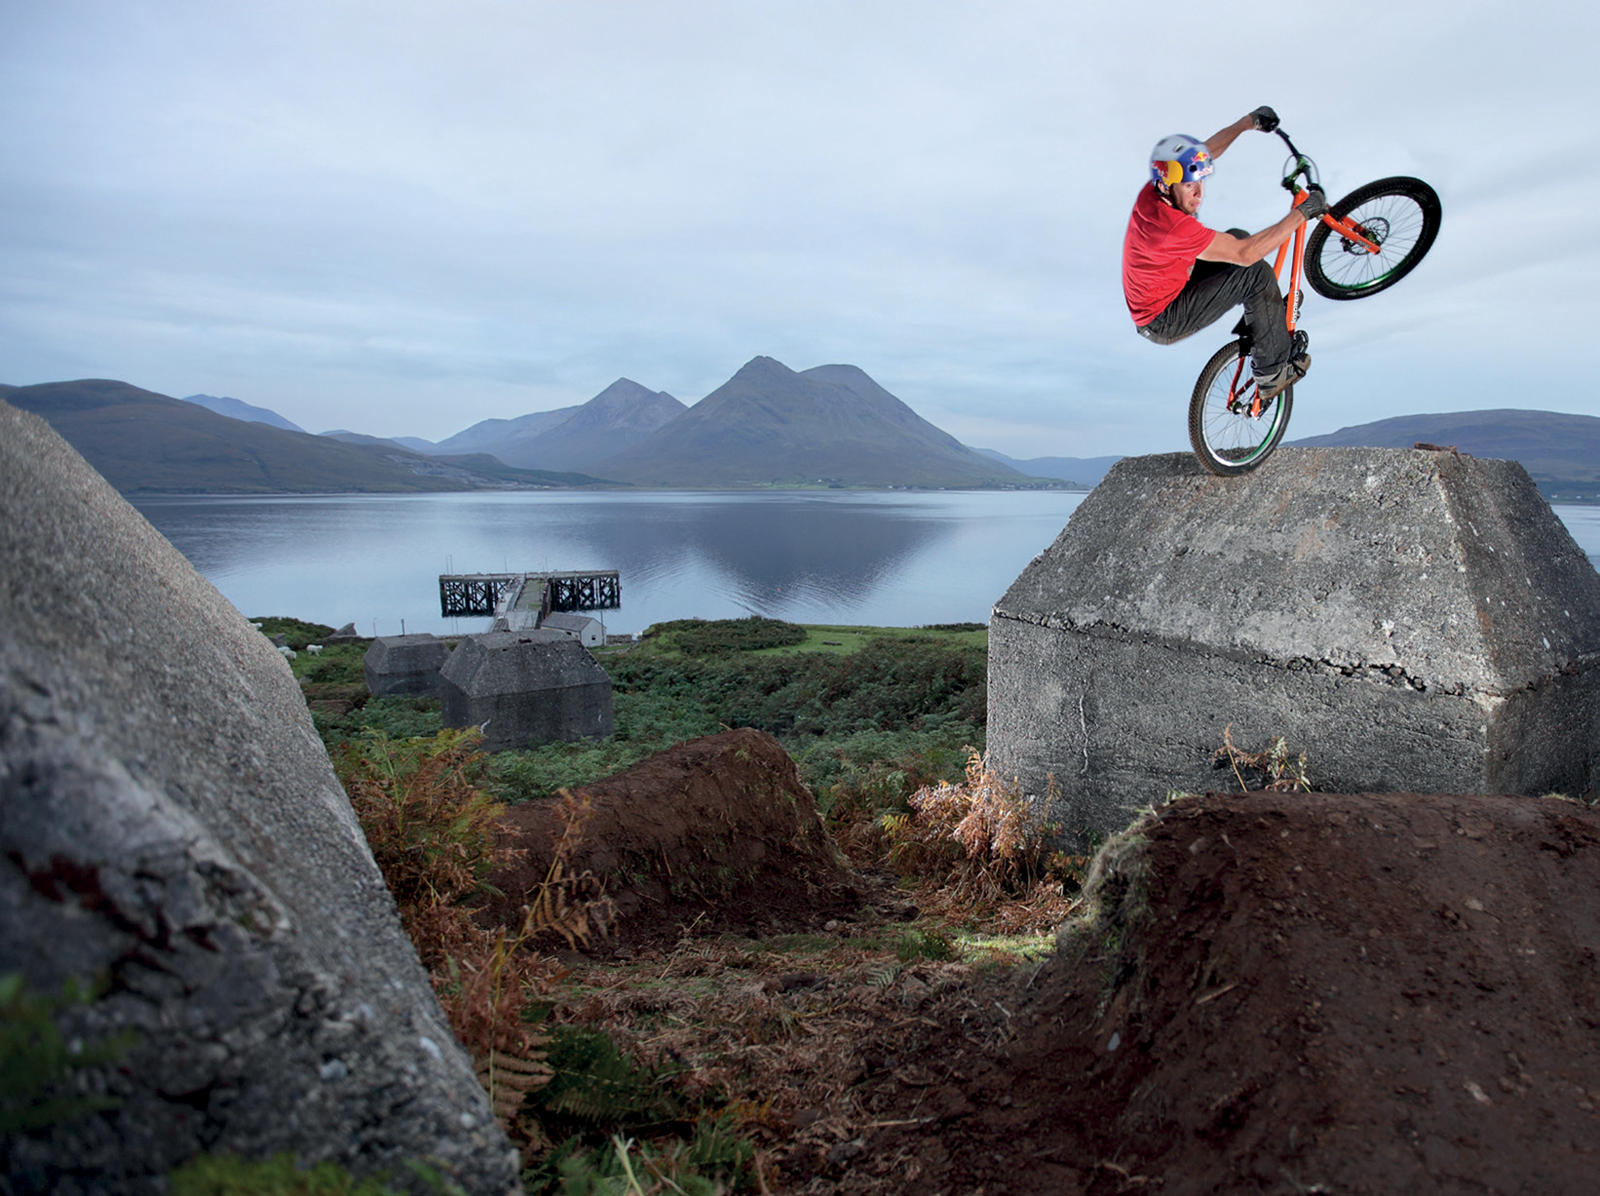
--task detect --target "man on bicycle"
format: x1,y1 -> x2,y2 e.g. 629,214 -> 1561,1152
1123,106 -> 1328,400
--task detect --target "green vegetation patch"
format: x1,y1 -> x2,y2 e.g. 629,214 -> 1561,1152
286,613 -> 987,825
0,972 -> 134,1134
643,616 -> 808,656
250,616 -> 335,652
489,629 -> 984,806
167,1153 -> 406,1196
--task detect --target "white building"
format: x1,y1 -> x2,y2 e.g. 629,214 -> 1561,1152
539,612 -> 605,648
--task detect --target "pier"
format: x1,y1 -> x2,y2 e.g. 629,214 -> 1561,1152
438,570 -> 620,631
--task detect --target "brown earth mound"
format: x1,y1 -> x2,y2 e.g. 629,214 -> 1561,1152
835,790 -> 1600,1195
488,728 -> 864,947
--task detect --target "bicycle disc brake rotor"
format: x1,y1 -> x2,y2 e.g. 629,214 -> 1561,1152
1341,216 -> 1388,254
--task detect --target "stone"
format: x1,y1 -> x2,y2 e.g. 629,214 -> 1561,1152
362,633 -> 454,698
988,448 -> 1600,845
0,402 -> 516,1195
439,632 -> 614,752
326,622 -> 361,642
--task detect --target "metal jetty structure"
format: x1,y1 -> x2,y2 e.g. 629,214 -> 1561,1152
438,570 -> 620,632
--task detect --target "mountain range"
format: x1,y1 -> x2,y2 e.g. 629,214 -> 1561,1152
587,358 -> 1022,488
0,380 -> 609,494
181,392 -> 308,433
9,366 -> 1599,500
431,378 -> 686,471
0,359 -> 1052,494
1288,410 -> 1600,502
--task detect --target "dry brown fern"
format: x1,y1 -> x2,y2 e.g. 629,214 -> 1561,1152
337,728 -> 623,1159
515,791 -> 616,950
1214,723 -> 1312,792
882,748 -> 1075,929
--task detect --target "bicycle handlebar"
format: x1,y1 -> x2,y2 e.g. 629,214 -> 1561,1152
1274,128 -> 1319,193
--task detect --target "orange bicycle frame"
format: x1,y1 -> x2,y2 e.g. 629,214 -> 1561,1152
1272,191 -> 1383,333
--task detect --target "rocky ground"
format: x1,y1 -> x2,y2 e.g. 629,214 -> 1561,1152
484,732 -> 1600,1195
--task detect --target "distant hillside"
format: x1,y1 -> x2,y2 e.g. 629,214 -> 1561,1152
432,406 -> 580,456
477,379 -> 687,471
974,449 -> 1119,488
390,436 -> 438,453
589,357 -> 1030,489
4,380 -> 614,494
182,393 -> 306,434
1290,409 -> 1600,502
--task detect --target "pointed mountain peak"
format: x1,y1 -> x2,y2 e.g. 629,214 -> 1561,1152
731,355 -> 797,381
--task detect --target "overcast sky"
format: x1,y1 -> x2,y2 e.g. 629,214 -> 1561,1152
2,1 -> 1593,458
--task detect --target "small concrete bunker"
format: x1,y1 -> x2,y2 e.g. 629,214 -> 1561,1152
362,632 -> 454,697
440,631 -> 614,752
989,448 -> 1600,843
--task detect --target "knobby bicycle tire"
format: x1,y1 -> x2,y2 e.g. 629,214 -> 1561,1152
1305,176 -> 1441,301
1188,339 -> 1293,476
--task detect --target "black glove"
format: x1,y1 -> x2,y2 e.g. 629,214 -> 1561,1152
1298,185 -> 1330,223
1251,105 -> 1280,132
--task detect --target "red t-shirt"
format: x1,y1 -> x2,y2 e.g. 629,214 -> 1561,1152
1122,182 -> 1216,326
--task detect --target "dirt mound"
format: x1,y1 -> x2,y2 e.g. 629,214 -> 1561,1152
489,728 -> 864,947
838,791 -> 1600,1194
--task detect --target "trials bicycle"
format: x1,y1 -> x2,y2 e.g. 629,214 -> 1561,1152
1187,128 -> 1442,476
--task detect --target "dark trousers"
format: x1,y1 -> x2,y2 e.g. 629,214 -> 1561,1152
1136,238 -> 1290,378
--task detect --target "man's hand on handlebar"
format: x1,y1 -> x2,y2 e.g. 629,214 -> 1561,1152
1298,185 -> 1330,224
1250,105 -> 1279,133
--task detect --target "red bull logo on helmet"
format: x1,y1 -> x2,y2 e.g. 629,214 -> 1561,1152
1151,139 -> 1213,188
1154,158 -> 1185,186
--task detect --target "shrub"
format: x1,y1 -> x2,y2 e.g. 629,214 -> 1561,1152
881,749 -> 1076,931
336,727 -> 507,933
643,617 -> 807,656
336,730 -> 613,1162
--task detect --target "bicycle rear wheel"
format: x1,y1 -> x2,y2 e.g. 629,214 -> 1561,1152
1305,176 -> 1440,300
1188,339 -> 1293,476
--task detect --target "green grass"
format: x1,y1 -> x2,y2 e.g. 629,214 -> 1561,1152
952,929 -> 1058,962
274,615 -> 988,820
626,621 -> 987,659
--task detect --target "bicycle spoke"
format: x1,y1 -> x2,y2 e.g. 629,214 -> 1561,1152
1307,179 -> 1440,300
1188,340 -> 1291,473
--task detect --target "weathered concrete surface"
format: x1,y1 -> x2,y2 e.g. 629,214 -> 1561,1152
363,633 -> 454,697
0,402 -> 516,1194
989,448 -> 1600,843
440,633 -> 614,753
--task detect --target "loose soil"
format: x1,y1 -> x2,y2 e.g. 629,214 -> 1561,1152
493,736 -> 1600,1194
489,729 -> 865,948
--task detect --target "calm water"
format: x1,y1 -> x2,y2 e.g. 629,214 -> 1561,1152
128,490 -> 1088,636
128,491 -> 1600,639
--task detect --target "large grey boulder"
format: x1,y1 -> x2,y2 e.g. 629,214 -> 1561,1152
363,634 -> 454,697
989,448 -> 1600,844
440,633 -> 614,753
0,402 -> 516,1194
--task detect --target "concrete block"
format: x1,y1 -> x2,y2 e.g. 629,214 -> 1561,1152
362,633 -> 454,697
440,632 -> 614,752
989,448 -> 1600,844
0,400 -> 513,1194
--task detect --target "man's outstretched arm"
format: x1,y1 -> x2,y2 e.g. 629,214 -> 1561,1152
1197,187 -> 1329,266
1203,106 -> 1278,158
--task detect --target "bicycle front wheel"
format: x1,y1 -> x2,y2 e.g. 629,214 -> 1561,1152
1188,339 -> 1293,476
1305,176 -> 1441,300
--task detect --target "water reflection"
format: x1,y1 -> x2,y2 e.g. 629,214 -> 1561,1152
130,491 -> 1079,635
127,491 -> 1600,637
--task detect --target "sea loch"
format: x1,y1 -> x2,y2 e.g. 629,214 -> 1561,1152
131,489 -> 1600,638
